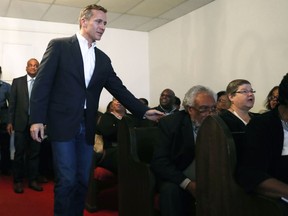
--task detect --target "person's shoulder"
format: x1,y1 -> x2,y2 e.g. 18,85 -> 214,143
253,109 -> 277,121
0,81 -> 11,87
248,109 -> 279,129
51,35 -> 74,42
159,110 -> 186,123
219,109 -> 234,120
12,75 -> 26,82
47,35 -> 75,47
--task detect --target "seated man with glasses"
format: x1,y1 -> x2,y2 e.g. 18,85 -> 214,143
219,79 -> 258,163
151,85 -> 216,216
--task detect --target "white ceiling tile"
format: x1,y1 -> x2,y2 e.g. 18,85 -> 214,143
0,0 -> 10,16
108,14 -> 151,30
97,0 -> 143,13
24,0 -> 54,3
106,12 -> 122,23
42,5 -> 80,24
2,0 -> 215,31
54,0 -> 100,8
134,18 -> 170,32
128,0 -> 186,17
160,0 -> 214,20
7,0 -> 50,20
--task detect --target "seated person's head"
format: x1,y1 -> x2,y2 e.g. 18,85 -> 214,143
182,85 -> 216,127
278,73 -> 288,106
216,91 -> 230,112
226,79 -> 255,112
174,96 -> 181,110
265,86 -> 279,110
159,89 -> 175,111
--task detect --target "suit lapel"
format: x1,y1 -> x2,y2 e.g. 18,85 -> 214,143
181,114 -> 195,150
70,35 -> 85,86
87,47 -> 99,88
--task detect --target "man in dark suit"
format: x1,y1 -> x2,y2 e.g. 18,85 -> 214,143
29,4 -> 162,216
151,85 -> 216,216
7,58 -> 43,193
0,66 -> 11,175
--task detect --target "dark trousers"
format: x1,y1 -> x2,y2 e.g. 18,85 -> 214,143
13,128 -> 41,183
158,181 -> 195,216
0,124 -> 11,173
39,138 -> 54,178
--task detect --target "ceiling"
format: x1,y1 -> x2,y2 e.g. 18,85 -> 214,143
0,0 -> 214,32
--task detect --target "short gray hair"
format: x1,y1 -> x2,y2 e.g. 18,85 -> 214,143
182,85 -> 216,111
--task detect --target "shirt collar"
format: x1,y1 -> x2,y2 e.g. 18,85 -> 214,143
27,74 -> 34,82
76,32 -> 96,48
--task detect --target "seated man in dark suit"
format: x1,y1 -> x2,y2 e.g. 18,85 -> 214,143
151,85 -> 216,216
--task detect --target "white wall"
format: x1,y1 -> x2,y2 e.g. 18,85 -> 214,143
149,0 -> 288,112
2,0 -> 288,112
0,17 -> 149,112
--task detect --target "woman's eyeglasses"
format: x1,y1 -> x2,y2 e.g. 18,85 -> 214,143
234,89 -> 256,95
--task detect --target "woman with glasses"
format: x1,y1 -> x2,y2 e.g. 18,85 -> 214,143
265,86 -> 279,111
219,79 -> 258,160
237,74 -> 288,214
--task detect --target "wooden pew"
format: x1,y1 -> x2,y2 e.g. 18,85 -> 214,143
196,115 -> 285,216
117,117 -> 160,216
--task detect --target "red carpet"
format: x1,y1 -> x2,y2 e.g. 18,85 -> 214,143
0,175 -> 118,216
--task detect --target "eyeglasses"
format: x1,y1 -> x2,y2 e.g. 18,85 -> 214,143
269,95 -> 278,101
218,98 -> 228,103
191,106 -> 217,114
235,90 -> 256,95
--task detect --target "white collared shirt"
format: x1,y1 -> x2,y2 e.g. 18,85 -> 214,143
27,75 -> 35,97
281,121 -> 288,155
76,32 -> 96,88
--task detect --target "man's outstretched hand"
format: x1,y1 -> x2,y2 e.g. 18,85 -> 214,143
144,109 -> 164,122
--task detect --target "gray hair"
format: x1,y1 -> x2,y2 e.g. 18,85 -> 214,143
182,85 -> 216,111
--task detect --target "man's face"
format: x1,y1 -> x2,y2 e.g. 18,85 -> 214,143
111,99 -> 126,113
81,9 -> 107,44
188,93 -> 216,126
159,89 -> 175,110
26,59 -> 39,77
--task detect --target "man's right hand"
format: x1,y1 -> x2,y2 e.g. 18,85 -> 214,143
7,123 -> 13,135
186,181 -> 196,197
30,123 -> 45,142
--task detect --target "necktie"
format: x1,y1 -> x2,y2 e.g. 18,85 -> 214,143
28,78 -> 34,115
29,78 -> 34,99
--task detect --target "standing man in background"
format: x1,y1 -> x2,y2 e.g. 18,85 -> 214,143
29,4 -> 163,216
7,58 -> 43,193
0,66 -> 11,175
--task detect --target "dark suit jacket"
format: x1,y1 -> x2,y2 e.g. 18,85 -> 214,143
0,81 -> 11,126
237,108 -> 288,192
8,75 -> 29,132
151,110 -> 195,185
30,35 -> 148,144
